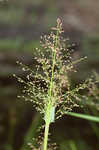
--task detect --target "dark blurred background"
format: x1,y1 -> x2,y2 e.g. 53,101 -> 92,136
0,0 -> 99,150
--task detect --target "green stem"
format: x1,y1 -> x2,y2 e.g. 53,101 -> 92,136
43,103 -> 51,150
43,28 -> 59,150
43,119 -> 50,150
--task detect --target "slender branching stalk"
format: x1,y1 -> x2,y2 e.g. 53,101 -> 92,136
43,22 -> 60,150
14,18 -> 95,150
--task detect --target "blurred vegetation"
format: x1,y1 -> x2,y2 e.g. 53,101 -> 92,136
82,35 -> 99,64
0,0 -> 99,150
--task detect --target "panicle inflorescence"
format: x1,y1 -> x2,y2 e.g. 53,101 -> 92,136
14,18 -> 96,150
14,18 -> 90,121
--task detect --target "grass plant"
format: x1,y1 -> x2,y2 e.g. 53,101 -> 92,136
14,18 -> 98,150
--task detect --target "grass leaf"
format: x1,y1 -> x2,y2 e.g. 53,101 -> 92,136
66,112 -> 99,123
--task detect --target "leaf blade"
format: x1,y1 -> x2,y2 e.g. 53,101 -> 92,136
66,112 -> 99,123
